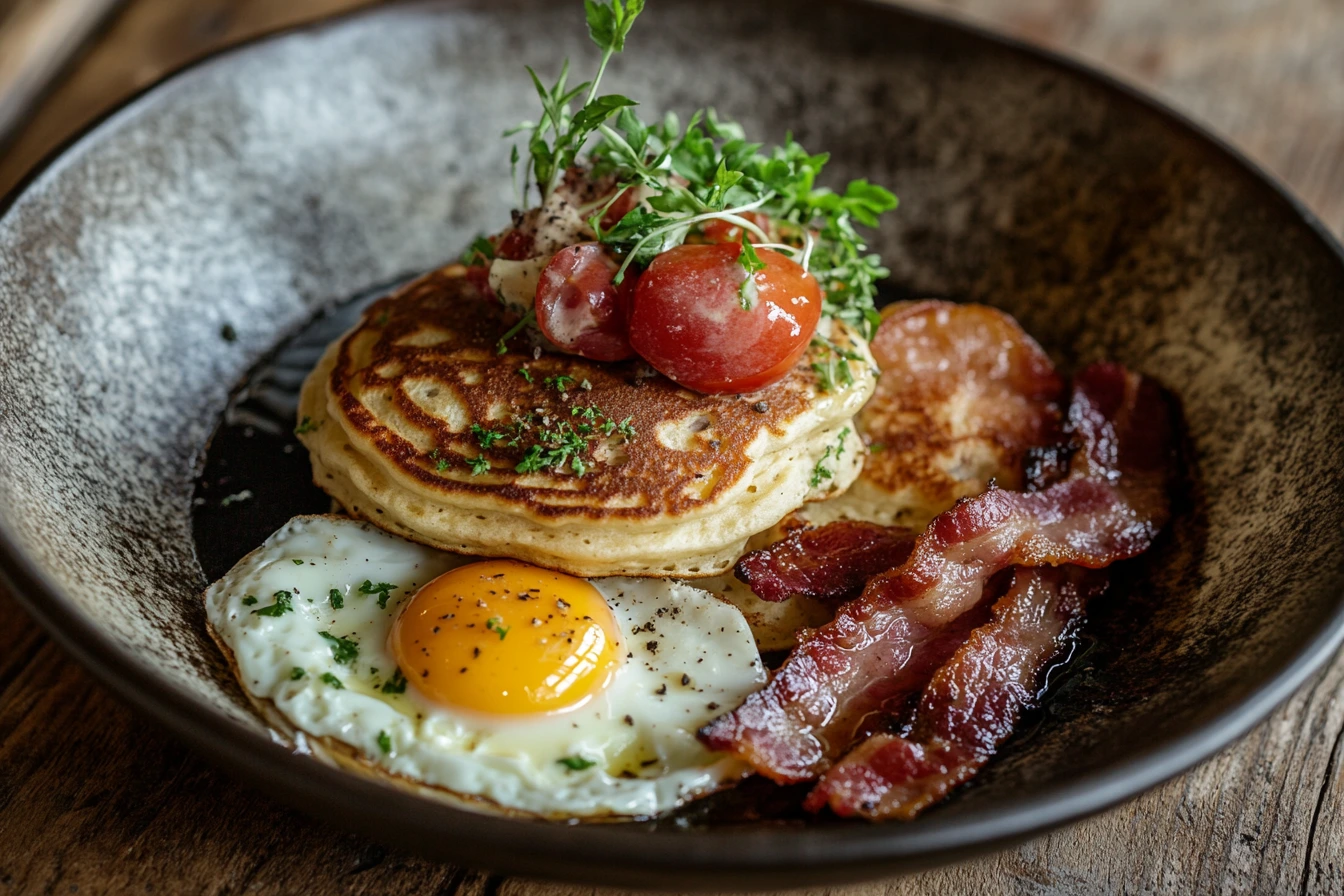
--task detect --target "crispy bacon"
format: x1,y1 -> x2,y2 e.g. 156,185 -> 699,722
804,566 -> 1108,819
699,363 -> 1173,783
735,522 -> 918,604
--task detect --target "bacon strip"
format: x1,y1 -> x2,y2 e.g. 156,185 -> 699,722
699,363 -> 1173,783
803,566 -> 1108,818
735,522 -> 918,604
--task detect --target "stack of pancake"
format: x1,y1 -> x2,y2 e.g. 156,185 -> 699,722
298,265 -> 875,578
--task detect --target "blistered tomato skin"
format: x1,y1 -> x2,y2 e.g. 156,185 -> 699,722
535,243 -> 638,362
628,243 -> 822,394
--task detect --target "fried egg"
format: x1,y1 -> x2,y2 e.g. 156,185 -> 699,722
204,515 -> 765,819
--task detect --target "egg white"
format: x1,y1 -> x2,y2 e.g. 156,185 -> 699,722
204,515 -> 766,819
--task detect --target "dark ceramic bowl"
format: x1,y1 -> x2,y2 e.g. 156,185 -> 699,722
2,0 -> 1343,889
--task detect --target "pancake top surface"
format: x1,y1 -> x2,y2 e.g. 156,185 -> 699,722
324,267 -> 871,521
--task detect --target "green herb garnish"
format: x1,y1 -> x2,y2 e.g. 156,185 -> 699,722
545,374 -> 576,393
377,730 -> 392,755
358,580 -> 399,609
242,595 -> 258,606
471,424 -> 505,449
329,588 -> 344,609
557,755 -> 597,771
518,366 -> 534,383
320,672 -> 344,689
810,337 -> 865,392
737,233 -> 765,311
294,416 -> 319,435
319,631 -> 359,665
251,590 -> 294,617
289,667 -> 306,680
809,427 -> 851,488
486,617 -> 510,640
381,668 -> 408,695
460,235 -> 496,266
468,454 -> 491,475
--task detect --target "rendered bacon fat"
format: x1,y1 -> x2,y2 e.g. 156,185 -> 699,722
804,566 -> 1108,819
735,522 -> 918,604
699,362 -> 1174,783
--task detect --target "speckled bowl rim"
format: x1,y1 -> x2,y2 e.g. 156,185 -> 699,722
2,0 -> 1343,889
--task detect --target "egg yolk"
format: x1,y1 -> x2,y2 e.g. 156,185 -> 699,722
390,559 -> 620,715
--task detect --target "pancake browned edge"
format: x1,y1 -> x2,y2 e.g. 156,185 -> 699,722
298,265 -> 875,578
203,581 -> 744,824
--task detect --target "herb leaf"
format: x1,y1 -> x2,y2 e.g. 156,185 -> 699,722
377,730 -> 392,755
558,755 -> 597,771
358,580 -> 399,609
252,590 -> 294,617
381,668 -> 408,694
328,588 -> 344,609
320,672 -> 344,689
486,617 -> 510,640
319,631 -> 359,665
809,427 -> 851,488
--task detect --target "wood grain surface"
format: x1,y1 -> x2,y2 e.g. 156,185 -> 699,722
1,1 -> 1342,894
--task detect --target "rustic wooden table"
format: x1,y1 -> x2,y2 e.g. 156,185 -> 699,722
1,1 -> 1342,893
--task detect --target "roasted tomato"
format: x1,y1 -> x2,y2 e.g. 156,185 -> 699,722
535,243 -> 637,361
600,185 -> 641,230
495,228 -> 536,261
628,243 -> 821,393
700,211 -> 773,245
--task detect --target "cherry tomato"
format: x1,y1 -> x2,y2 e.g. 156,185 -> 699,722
535,243 -> 637,362
495,228 -> 535,261
464,263 -> 492,296
628,243 -> 821,393
600,185 -> 640,231
700,211 -> 772,245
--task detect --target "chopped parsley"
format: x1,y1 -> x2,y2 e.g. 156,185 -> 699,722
251,590 -> 294,617
470,424 -> 505,449
515,420 -> 591,476
517,366 -> 534,383
241,595 -> 258,606
381,668 -> 408,694
292,558 -> 305,566
557,755 -> 597,771
377,730 -> 392,755
294,416 -> 319,435
289,667 -> 306,680
428,448 -> 451,473
809,427 -> 851,488
318,631 -> 359,665
467,454 -> 491,476
329,588 -> 344,609
358,580 -> 399,609
320,672 -> 344,689
544,374 -> 576,393
486,617 -> 510,640
602,416 -> 637,441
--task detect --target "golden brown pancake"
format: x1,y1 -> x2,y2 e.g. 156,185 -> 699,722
298,266 -> 874,577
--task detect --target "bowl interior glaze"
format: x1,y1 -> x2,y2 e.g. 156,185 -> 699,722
1,0 -> 1342,889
